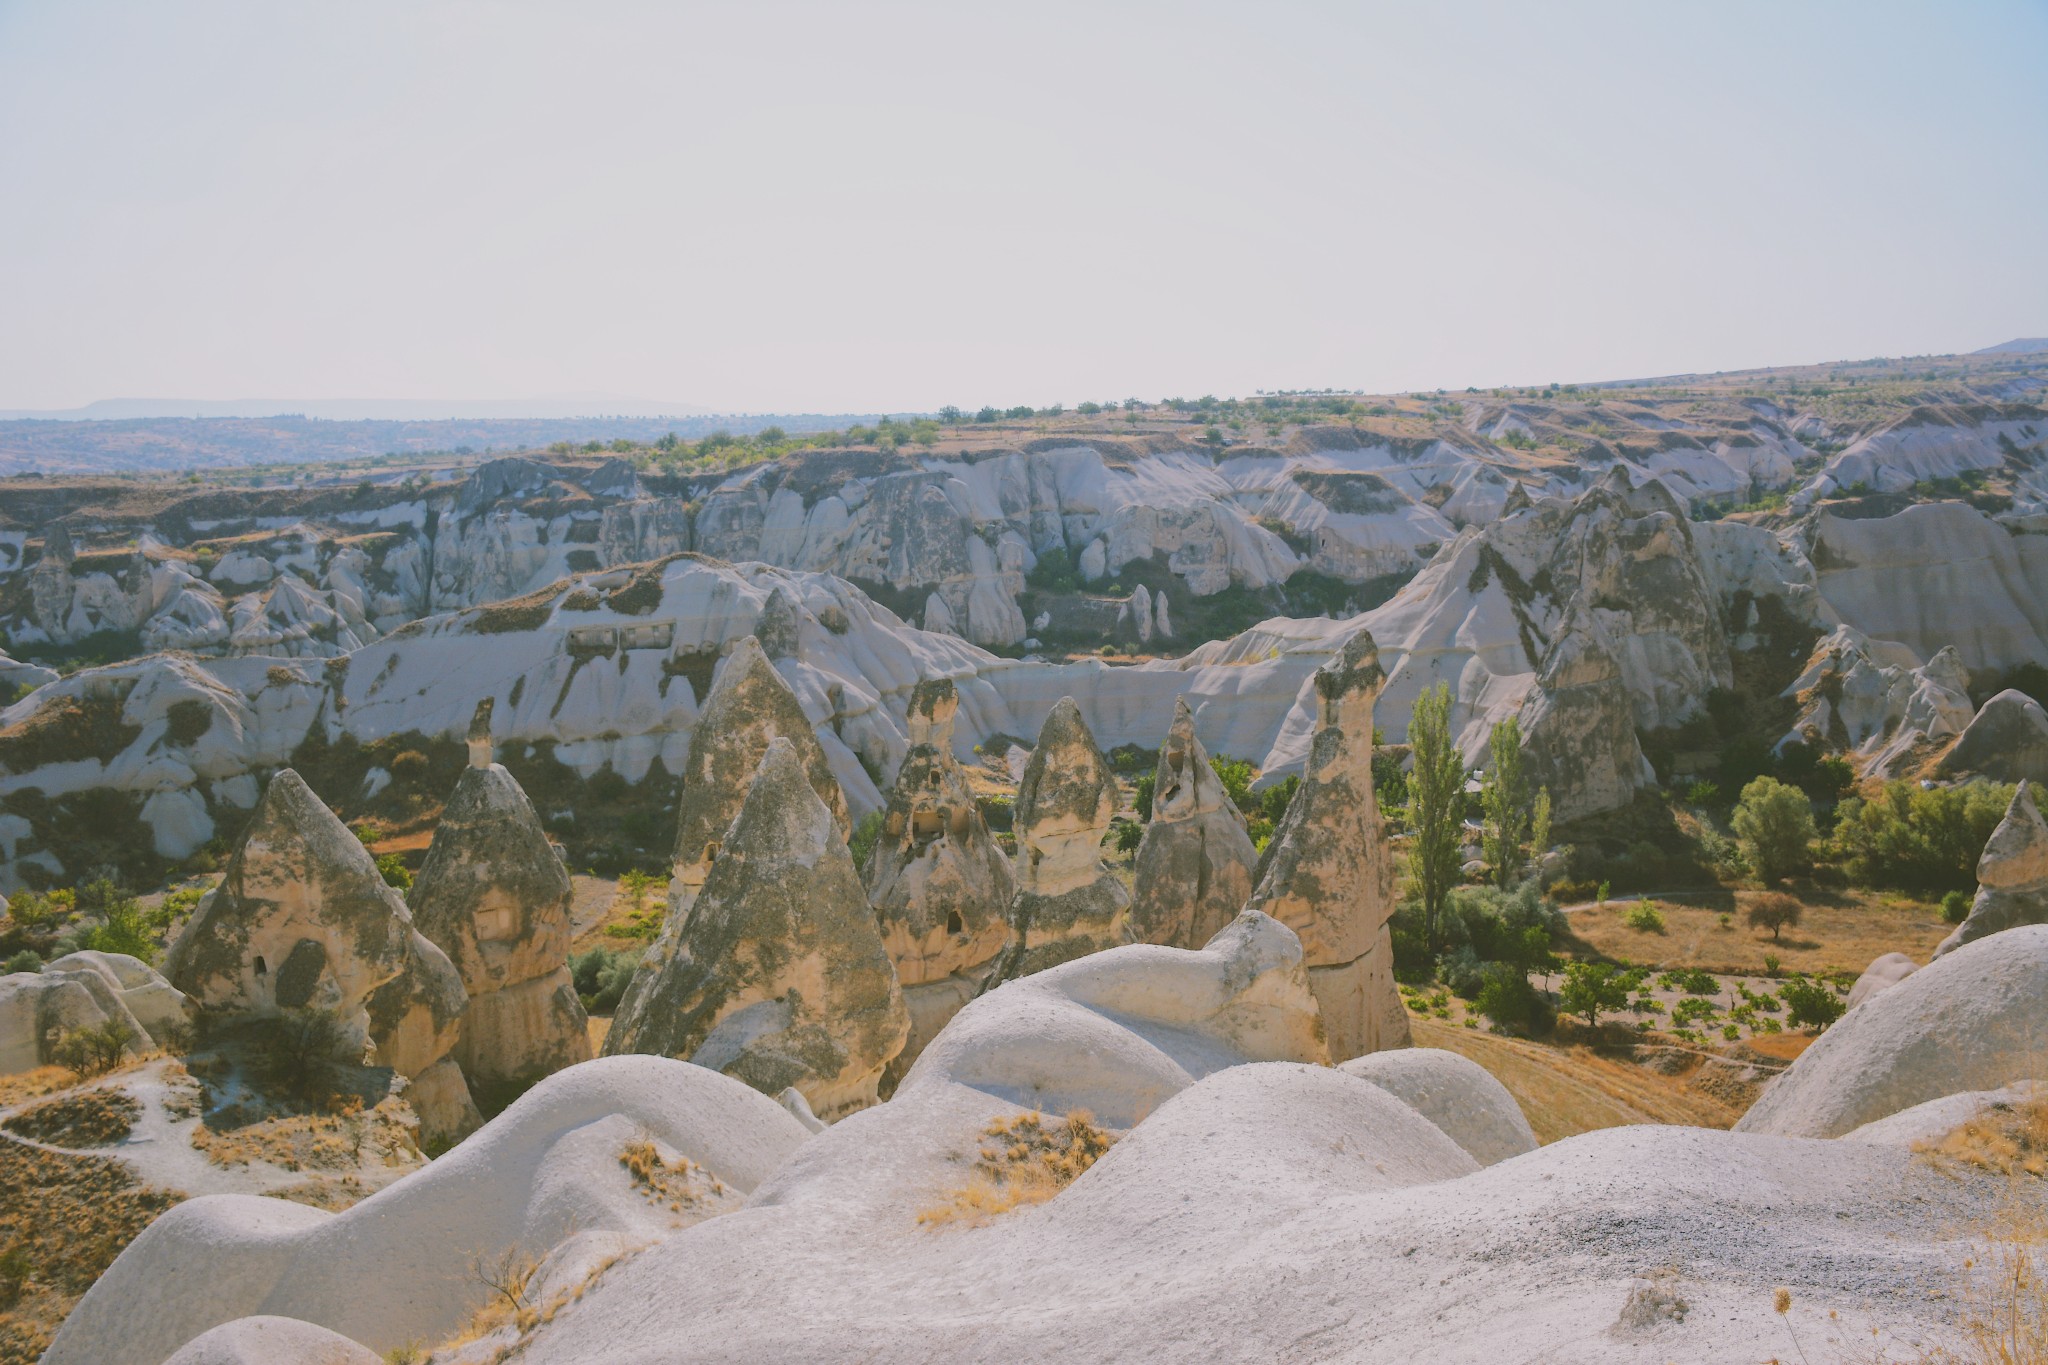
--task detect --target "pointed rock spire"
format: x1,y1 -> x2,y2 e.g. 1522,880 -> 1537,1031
164,769 -> 480,1144
465,697 -> 495,769
1935,781 -> 2048,957
983,696 -> 1130,986
603,738 -> 909,1119
1519,598 -> 1655,821
409,760 -> 591,1096
1131,697 -> 1258,949
754,585 -> 801,660
867,678 -> 1016,1081
666,635 -> 848,913
1245,630 -> 1403,1060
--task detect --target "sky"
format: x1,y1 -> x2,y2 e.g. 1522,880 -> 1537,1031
1,0 -> 2044,415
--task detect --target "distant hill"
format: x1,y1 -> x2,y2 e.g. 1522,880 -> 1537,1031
0,396 -> 712,421
1973,338 -> 2048,355
0,412 -> 885,475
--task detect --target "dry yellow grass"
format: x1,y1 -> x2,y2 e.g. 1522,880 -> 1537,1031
619,1138 -> 726,1213
1409,1017 -> 1742,1143
190,1096 -> 418,1172
1918,1096 -> 2048,1180
919,1110 -> 1115,1228
0,1136 -> 182,1364
1566,890 -> 1950,978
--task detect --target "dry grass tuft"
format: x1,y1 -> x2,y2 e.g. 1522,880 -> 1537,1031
1917,1097 -> 2048,1180
918,1109 -> 1116,1228
2,1088 -> 141,1147
618,1137 -> 726,1213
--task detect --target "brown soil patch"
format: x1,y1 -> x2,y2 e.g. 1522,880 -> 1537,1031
1565,889 -> 1948,978
1740,1031 -> 1819,1063
1409,1017 -> 1743,1144
190,1097 -> 419,1173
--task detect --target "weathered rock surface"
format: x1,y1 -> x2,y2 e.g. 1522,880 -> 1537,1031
1937,688 -> 2048,785
45,1056 -> 809,1365
40,949 -> 192,1040
409,730 -> 590,1095
604,739 -> 908,1118
1337,1046 -> 1539,1166
1517,600 -> 1657,822
1129,696 -> 1258,949
163,768 -> 480,1144
1245,630 -> 1405,1061
662,633 -> 850,914
1781,627 -> 1974,776
1934,781 -> 2048,958
1738,923 -> 2048,1139
1845,950 -> 1918,1010
983,697 -> 1130,985
160,1315 -> 381,1365
865,678 -> 1014,1078
0,966 -> 151,1073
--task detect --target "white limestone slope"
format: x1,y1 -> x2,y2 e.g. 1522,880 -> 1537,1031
1737,924 -> 2048,1140
43,1056 -> 811,1365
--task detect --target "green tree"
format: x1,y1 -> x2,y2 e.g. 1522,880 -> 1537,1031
1731,776 -> 1816,883
1480,717 -> 1528,890
1780,975 -> 1846,1030
1405,682 -> 1466,954
1559,961 -> 1636,1028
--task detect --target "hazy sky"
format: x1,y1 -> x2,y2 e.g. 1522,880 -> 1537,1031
2,1 -> 2044,414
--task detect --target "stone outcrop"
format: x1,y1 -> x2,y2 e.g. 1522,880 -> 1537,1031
1846,951 -> 1919,1010
1337,1047 -> 1538,1166
409,705 -> 590,1097
163,769 -> 480,1144
1245,630 -> 1405,1061
1518,600 -> 1656,822
0,968 -> 147,1073
603,739 -> 908,1118
983,696 -> 1130,985
1934,781 -> 2048,958
42,950 -> 192,1041
865,678 -> 1014,1079
1937,689 -> 2048,785
1129,696 -> 1258,949
661,634 -> 848,915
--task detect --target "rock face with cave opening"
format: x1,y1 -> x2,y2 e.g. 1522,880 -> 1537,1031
1130,696 -> 1259,950
1245,630 -> 1403,1061
602,738 -> 908,1118
865,677 -> 1015,1083
982,696 -> 1131,987
408,708 -> 590,1099
163,768 -> 480,1144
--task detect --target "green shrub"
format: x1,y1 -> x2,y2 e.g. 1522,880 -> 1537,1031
1559,961 -> 1644,1028
1830,779 -> 2013,891
1941,889 -> 1971,924
374,854 -> 412,891
1685,780 -> 1720,806
1623,902 -> 1666,933
1112,819 -> 1143,854
1731,777 -> 1815,883
1780,975 -> 1846,1030
1208,755 -> 1258,814
849,810 -> 885,876
1133,774 -> 1156,822
4,950 -> 40,974
1260,775 -> 1300,826
52,1018 -> 136,1078
570,948 -> 635,1013
1473,962 -> 1551,1035
77,880 -> 158,964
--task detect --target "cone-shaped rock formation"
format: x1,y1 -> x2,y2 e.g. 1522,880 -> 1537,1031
164,769 -> 480,1144
1130,697 -> 1259,949
1245,631 -> 1405,1061
866,678 -> 1015,1080
603,738 -> 908,1119
410,711 -> 590,1100
983,696 -> 1131,986
663,635 -> 847,915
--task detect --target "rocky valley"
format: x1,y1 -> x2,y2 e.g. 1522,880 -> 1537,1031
1,346 -> 2047,1363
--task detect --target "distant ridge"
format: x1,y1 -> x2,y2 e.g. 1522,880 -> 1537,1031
0,396 -> 714,422
1972,338 -> 2048,356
